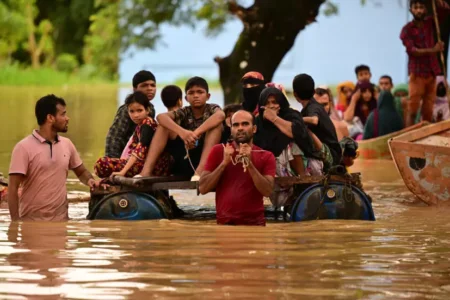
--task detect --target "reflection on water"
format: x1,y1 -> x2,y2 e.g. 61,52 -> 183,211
0,161 -> 448,298
1,86 -> 450,298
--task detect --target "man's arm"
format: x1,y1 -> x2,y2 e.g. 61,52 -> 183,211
303,116 -> 319,126
247,160 -> 274,197
157,112 -> 198,145
73,164 -> 96,187
199,164 -> 227,194
194,109 -> 225,136
105,106 -> 130,158
262,108 -> 294,138
199,144 -> 232,194
7,174 -> 24,221
400,26 -> 443,57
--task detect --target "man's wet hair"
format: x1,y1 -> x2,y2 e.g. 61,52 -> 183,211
380,75 -> 393,85
161,85 -> 182,108
35,94 -> 66,125
410,0 -> 426,8
185,76 -> 209,93
125,91 -> 150,110
354,64 -> 371,75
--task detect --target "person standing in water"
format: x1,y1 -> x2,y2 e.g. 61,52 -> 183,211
199,110 -> 275,226
400,0 -> 450,126
8,95 -> 103,221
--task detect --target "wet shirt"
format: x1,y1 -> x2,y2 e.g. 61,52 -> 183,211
301,98 -> 342,165
9,130 -> 82,221
204,144 -> 276,226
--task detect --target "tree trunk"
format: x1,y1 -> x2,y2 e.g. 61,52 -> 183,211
215,0 -> 325,105
25,3 -> 40,69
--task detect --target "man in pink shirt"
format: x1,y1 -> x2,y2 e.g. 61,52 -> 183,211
8,94 -> 102,221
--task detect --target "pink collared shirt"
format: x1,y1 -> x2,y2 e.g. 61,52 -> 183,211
9,130 -> 82,221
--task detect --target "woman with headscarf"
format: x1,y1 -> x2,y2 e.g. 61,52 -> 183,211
336,81 -> 355,112
344,81 -> 378,140
253,86 -> 321,209
433,76 -> 450,122
363,91 -> 404,139
241,71 -> 265,115
393,83 -> 409,125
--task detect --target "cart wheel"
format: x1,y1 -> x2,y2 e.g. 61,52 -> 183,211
88,191 -> 168,220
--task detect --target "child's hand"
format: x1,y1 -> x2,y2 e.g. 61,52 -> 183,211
111,171 -> 126,177
180,129 -> 198,146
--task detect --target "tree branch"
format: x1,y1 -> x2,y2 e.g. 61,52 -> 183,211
228,1 -> 247,22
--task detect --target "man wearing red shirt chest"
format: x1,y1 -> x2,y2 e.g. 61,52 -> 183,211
400,0 -> 450,126
199,110 -> 276,226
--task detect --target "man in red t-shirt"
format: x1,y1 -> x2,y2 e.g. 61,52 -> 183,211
199,110 -> 276,226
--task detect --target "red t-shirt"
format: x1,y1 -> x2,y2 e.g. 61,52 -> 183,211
204,144 -> 276,226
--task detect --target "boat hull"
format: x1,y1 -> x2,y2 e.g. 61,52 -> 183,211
358,122 -> 427,159
389,120 -> 450,205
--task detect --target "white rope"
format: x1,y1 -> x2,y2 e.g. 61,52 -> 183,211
184,142 -> 267,175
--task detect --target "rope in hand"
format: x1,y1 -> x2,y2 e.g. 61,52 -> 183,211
184,144 -> 199,177
184,140 -> 266,175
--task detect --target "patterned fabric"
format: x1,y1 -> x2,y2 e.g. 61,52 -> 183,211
94,152 -> 173,178
105,102 -> 155,158
400,16 -> 441,77
321,143 -> 334,172
125,117 -> 157,161
172,104 -> 221,131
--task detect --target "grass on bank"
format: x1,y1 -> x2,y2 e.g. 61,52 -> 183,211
0,63 -> 113,86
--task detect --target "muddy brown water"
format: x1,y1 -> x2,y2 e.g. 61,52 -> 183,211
1,87 -> 450,299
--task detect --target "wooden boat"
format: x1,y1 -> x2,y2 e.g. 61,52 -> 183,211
89,171 -> 375,222
358,122 -> 428,159
388,120 -> 450,205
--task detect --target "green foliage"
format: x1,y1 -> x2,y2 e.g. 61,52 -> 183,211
0,0 -> 28,61
83,0 -> 120,80
55,53 -> 79,73
120,0 -> 232,51
0,62 -> 109,85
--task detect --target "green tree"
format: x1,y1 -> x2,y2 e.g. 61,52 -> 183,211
36,0 -> 96,64
83,0 -> 120,80
0,1 -> 27,63
121,0 -> 328,104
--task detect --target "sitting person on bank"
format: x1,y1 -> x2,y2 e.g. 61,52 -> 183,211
293,74 -> 342,172
199,110 -> 276,226
221,103 -> 243,144
138,76 -> 225,179
94,92 -> 173,178
314,86 -> 350,141
105,70 -> 157,158
363,91 -> 404,140
343,81 -> 378,140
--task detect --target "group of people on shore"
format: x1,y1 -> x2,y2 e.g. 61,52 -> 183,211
5,0 -> 450,226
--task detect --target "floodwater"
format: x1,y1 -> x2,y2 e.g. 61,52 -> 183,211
1,86 -> 450,299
